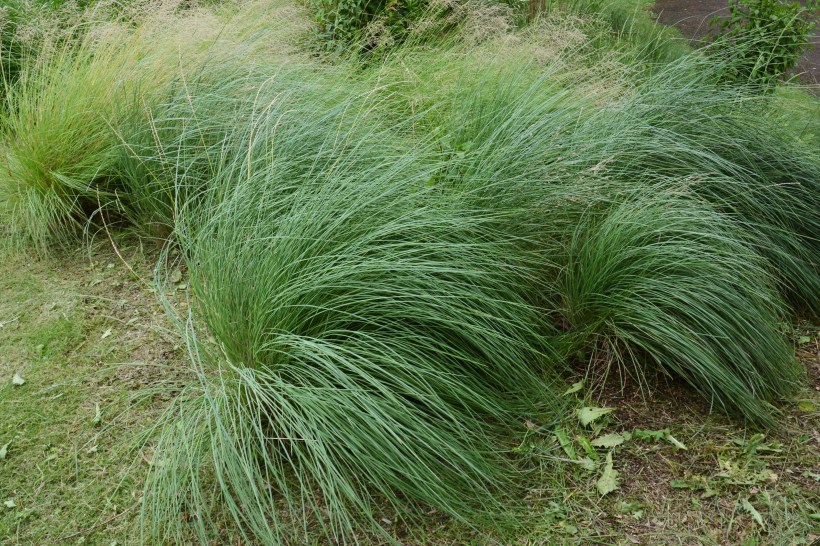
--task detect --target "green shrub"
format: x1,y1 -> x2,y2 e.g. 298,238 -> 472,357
309,0 -> 429,48
711,0 -> 819,83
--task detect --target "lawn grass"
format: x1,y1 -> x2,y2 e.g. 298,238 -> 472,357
0,228 -> 183,544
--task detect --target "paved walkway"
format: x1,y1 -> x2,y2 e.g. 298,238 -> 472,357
652,0 -> 820,84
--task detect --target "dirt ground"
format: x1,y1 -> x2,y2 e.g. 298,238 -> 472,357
652,0 -> 820,84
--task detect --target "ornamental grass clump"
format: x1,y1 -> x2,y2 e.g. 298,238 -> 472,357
0,21 -> 177,252
0,1 -> 306,252
372,48 -> 808,423
551,188 -> 800,424
365,42 -> 818,317
142,89 -> 561,544
1,3 -> 814,541
561,58 -> 820,311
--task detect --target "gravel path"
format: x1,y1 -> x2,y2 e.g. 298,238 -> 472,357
652,0 -> 820,83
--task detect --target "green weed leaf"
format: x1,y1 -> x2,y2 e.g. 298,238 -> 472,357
665,433 -> 687,450
563,380 -> 583,396
578,407 -> 614,427
596,451 -> 620,496
797,400 -> 815,412
576,434 -> 599,459
575,457 -> 598,472
554,428 -> 576,459
741,499 -> 765,529
591,433 -> 626,448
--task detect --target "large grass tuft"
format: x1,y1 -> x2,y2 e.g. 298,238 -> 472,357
0,22 -> 171,251
0,1 -> 308,252
570,60 -> 820,311
141,89 -> 561,543
552,188 -> 800,424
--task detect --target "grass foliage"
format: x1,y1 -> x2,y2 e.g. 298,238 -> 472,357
555,190 -> 799,423
0,0 -> 25,96
0,20 -> 170,251
0,0 -> 817,543
568,63 -> 820,311
143,109 -> 561,540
